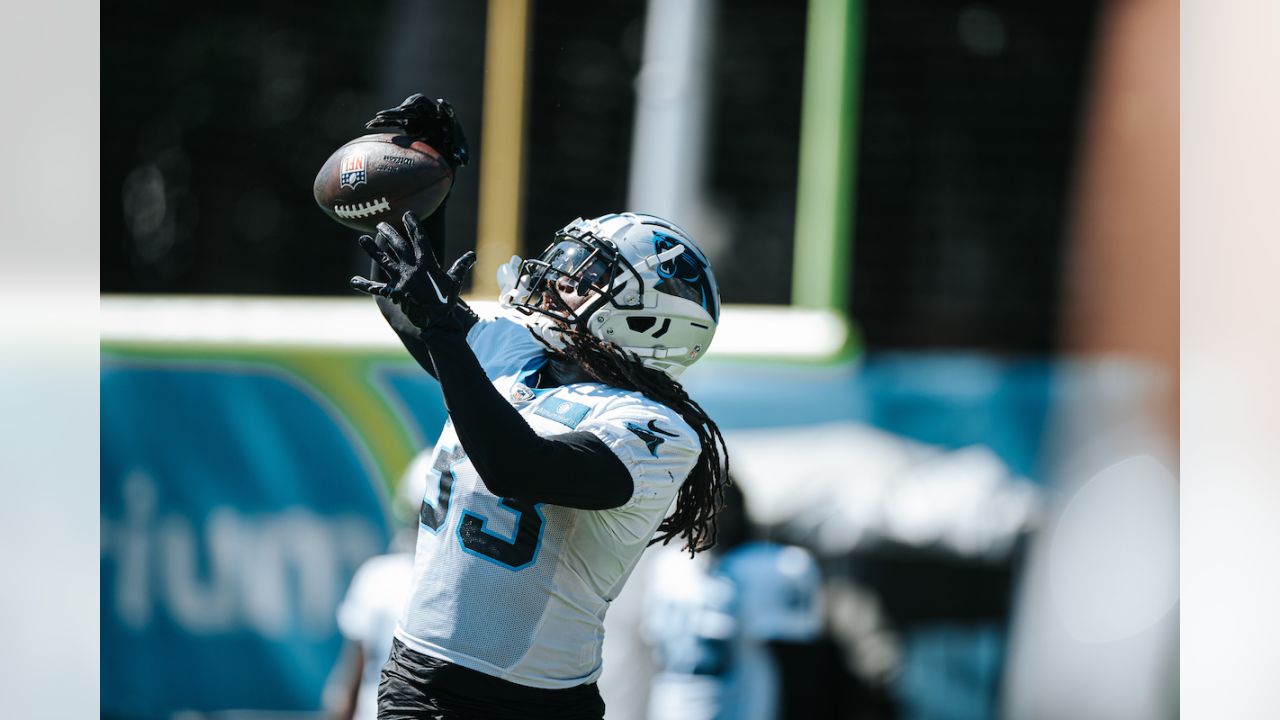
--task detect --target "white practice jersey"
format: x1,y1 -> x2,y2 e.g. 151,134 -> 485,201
395,315 -> 702,689
337,552 -> 414,720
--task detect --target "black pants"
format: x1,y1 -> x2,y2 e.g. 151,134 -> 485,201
378,638 -> 606,720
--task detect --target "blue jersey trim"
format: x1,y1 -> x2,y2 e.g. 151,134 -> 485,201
517,355 -> 548,386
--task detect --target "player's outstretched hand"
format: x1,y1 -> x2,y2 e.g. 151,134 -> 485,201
366,94 -> 469,169
351,211 -> 476,334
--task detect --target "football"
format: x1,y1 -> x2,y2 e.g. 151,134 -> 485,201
313,132 -> 453,234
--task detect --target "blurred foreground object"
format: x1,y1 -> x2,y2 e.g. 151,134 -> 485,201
1003,403 -> 1178,720
1002,0 -> 1179,716
1060,0 -> 1179,436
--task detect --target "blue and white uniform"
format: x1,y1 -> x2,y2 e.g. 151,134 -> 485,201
395,314 -> 702,689
645,542 -> 824,720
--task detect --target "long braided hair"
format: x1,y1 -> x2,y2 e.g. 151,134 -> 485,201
536,326 -> 730,556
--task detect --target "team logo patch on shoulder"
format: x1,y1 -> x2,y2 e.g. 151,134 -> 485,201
625,419 -> 679,457
339,151 -> 367,189
509,383 -> 536,404
533,397 -> 591,429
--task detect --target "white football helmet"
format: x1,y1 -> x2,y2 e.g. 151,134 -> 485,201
504,212 -> 720,379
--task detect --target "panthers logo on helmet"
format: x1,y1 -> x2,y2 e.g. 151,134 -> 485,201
652,232 -> 719,320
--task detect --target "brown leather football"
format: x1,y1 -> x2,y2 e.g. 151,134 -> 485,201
312,132 -> 453,234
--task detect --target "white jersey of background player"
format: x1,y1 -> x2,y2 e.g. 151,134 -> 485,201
328,452 -> 432,720
645,542 -> 823,720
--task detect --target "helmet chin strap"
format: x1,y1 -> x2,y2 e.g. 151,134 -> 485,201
642,243 -> 686,268
526,313 -> 571,350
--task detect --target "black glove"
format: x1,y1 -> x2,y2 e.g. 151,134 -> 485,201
351,211 -> 476,334
366,94 -> 469,169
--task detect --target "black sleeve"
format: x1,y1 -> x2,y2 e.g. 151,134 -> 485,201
422,329 -> 634,510
374,294 -> 477,380
419,197 -> 448,263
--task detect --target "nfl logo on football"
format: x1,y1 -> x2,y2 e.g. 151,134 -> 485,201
339,152 -> 367,189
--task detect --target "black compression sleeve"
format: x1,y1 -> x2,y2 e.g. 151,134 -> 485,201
419,199 -> 448,263
423,329 -> 634,510
374,294 -> 478,380
376,295 -> 437,378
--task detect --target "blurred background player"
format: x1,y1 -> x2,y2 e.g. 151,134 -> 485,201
325,451 -> 433,720
644,482 -> 852,720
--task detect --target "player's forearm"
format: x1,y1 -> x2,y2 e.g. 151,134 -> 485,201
377,295 -> 440,378
375,294 -> 479,380
365,198 -> 461,380
422,330 -> 633,509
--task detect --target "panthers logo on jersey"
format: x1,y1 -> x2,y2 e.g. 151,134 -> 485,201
625,419 -> 679,457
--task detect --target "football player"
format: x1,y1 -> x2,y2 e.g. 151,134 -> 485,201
644,483 -> 837,720
349,95 -> 730,720
325,451 -> 433,720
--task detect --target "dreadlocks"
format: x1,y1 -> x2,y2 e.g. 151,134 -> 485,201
535,326 -> 730,556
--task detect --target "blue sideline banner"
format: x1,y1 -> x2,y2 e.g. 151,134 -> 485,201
100,353 -> 426,718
